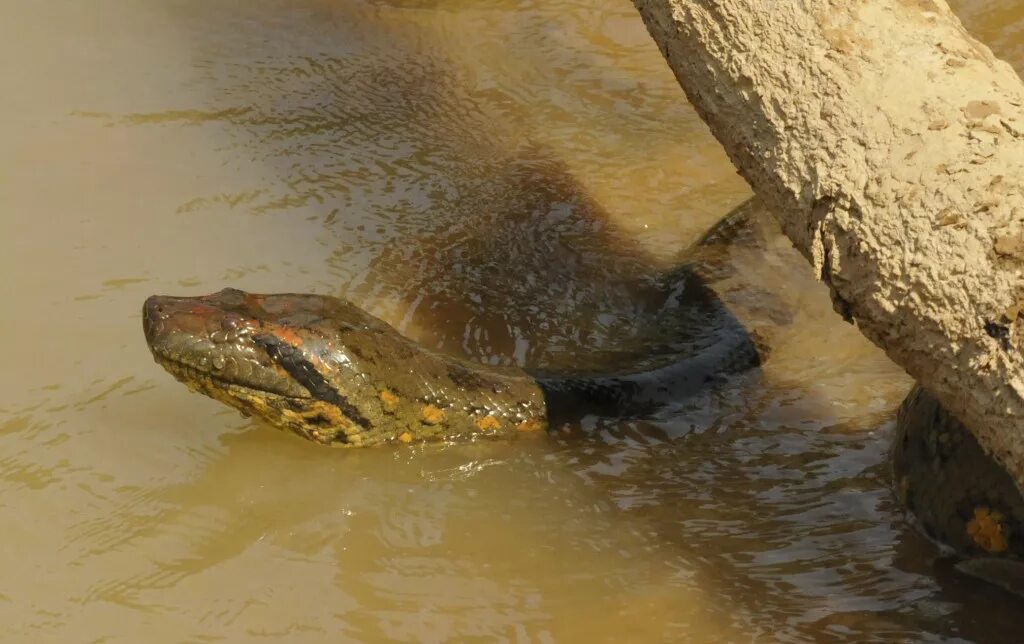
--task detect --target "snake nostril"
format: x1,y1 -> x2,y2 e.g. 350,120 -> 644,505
142,297 -> 176,340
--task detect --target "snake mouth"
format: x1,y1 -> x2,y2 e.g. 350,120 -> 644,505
151,353 -> 312,402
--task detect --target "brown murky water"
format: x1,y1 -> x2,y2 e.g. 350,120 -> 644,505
3,0 -> 1024,640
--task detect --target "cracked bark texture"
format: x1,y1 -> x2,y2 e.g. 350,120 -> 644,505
633,0 -> 1024,485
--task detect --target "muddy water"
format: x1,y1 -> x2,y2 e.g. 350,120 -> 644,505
2,0 -> 1023,640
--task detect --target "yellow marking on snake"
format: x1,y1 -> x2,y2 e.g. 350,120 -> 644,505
967,507 -> 1009,553
475,415 -> 501,432
379,389 -> 399,413
515,419 -> 544,432
420,404 -> 446,425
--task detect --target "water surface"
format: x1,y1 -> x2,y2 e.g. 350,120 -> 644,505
2,0 -> 1023,640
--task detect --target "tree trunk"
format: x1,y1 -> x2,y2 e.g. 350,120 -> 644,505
632,0 -> 1024,484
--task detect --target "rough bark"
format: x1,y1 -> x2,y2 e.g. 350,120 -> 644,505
632,0 -> 1024,484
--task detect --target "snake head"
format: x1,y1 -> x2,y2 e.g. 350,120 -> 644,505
142,287 -> 404,446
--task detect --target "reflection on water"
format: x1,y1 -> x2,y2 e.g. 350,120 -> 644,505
2,0 -> 1023,640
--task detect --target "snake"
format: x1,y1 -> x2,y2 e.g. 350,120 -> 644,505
142,200 -> 1024,569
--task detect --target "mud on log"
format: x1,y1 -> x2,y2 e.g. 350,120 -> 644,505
633,0 -> 1024,487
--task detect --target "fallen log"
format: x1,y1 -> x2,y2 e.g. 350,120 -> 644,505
633,0 -> 1024,487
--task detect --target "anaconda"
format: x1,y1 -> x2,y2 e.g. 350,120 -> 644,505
143,202 -> 1024,567
143,260 -> 763,446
